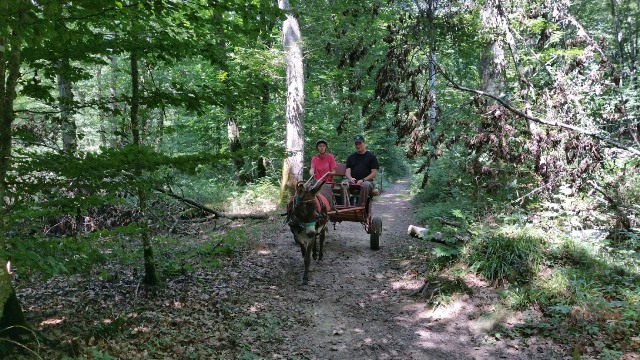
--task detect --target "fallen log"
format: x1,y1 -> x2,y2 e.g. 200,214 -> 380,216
154,187 -> 268,219
407,225 -> 446,244
408,225 -> 471,244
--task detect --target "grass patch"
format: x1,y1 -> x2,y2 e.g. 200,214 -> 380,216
410,149 -> 640,357
464,228 -> 545,285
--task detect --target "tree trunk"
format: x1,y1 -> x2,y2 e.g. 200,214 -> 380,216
131,52 -> 159,287
498,1 -> 544,164
131,53 -> 140,145
96,65 -> 109,148
427,0 -> 437,144
227,114 -> 245,179
0,263 -> 28,343
210,5 -> 246,181
421,0 -> 439,189
629,15 -> 638,89
629,14 -> 639,138
109,55 -> 121,148
0,3 -> 28,342
57,58 -> 77,153
155,105 -> 165,151
478,0 -> 506,97
279,0 -> 305,201
610,0 -> 625,71
471,0 -> 507,175
257,84 -> 270,179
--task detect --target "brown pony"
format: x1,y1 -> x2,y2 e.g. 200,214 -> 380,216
286,180 -> 335,284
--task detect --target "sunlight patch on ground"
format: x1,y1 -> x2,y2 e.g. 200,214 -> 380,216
428,299 -> 465,319
390,279 -> 424,290
252,242 -> 272,255
469,305 -> 511,333
132,326 -> 150,334
248,302 -> 266,313
40,317 -> 65,326
396,299 -> 466,323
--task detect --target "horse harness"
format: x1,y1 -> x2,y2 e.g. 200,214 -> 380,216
286,193 -> 331,229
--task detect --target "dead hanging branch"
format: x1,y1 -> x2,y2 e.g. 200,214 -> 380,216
435,63 -> 640,157
588,180 -> 633,231
154,187 -> 268,220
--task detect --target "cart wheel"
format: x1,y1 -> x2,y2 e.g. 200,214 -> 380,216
370,217 -> 382,250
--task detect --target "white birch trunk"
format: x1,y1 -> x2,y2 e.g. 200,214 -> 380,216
279,0 -> 305,198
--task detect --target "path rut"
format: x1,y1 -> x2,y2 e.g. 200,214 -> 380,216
235,179 -> 566,359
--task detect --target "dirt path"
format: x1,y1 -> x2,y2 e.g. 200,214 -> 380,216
15,179 -> 567,359
236,179 -> 566,359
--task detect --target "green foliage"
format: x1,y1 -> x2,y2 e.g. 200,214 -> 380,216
2,0 -> 639,358
156,228 -> 249,277
464,229 -> 545,285
172,172 -> 280,214
89,315 -> 128,341
509,233 -> 640,354
1,235 -> 107,277
411,139 -> 638,353
432,244 -> 463,259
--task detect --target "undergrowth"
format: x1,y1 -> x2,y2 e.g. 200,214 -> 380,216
411,149 -> 640,357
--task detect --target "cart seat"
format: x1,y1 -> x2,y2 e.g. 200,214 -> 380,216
330,163 -> 380,205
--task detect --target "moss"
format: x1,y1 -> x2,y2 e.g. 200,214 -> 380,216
0,270 -> 10,310
0,269 -> 29,343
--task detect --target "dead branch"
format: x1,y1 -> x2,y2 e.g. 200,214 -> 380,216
154,187 -> 268,220
588,180 -> 632,231
437,218 -> 461,227
435,63 -> 640,157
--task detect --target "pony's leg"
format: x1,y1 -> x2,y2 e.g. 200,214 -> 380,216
318,227 -> 325,260
293,234 -> 305,257
312,235 -> 318,260
303,238 -> 313,284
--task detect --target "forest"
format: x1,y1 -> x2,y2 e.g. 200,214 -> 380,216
1,0 -> 638,359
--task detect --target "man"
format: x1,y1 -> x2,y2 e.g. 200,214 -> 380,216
345,135 -> 379,204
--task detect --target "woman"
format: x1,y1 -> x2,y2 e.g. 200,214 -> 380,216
310,139 -> 337,183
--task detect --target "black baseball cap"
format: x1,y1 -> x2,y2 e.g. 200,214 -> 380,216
353,135 -> 365,142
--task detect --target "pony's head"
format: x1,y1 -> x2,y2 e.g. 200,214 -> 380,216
288,180 -> 325,238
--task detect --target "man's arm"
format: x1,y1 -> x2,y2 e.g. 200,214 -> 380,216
345,168 -> 355,182
363,168 -> 377,182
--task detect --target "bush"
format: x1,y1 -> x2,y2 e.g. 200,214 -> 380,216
2,235 -> 107,277
465,229 -> 545,285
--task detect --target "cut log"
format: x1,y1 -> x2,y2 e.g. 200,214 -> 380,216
407,225 -> 446,244
407,225 -> 428,238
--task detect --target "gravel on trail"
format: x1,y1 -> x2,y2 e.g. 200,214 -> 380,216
235,179 -> 567,360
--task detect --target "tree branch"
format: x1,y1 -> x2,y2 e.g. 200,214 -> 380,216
154,187 -> 268,220
436,63 -> 640,157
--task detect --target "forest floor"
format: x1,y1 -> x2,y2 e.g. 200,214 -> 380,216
16,179 -> 571,359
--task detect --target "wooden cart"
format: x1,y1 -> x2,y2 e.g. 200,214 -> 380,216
325,163 -> 382,250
